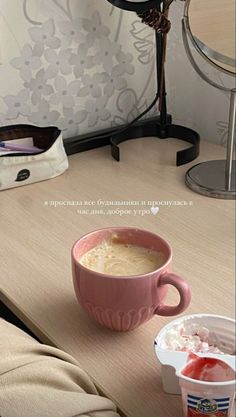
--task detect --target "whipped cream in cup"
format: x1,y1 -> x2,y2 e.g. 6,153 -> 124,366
163,322 -> 224,354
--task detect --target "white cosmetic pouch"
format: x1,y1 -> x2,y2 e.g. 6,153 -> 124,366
0,125 -> 68,191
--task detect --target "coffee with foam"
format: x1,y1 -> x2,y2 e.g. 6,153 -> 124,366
79,238 -> 165,276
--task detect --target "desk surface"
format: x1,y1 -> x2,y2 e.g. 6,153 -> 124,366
0,138 -> 235,417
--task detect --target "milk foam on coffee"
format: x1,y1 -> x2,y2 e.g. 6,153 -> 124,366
79,238 -> 165,276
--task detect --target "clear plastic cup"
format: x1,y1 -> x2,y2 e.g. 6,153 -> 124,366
176,356 -> 236,417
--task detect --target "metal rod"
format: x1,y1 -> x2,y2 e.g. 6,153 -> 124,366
225,88 -> 236,190
155,29 -> 168,125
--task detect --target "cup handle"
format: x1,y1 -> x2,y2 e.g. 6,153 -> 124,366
155,273 -> 191,316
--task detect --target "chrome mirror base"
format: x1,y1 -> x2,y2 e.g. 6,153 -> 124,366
185,160 -> 236,199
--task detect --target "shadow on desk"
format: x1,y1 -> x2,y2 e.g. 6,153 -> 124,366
0,300 -> 41,342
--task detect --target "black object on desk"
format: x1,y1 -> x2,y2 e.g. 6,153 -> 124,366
64,0 -> 200,166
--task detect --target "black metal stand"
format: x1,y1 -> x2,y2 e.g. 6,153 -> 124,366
64,12 -> 200,166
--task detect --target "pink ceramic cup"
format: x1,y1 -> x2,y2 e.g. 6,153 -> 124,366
72,227 -> 191,331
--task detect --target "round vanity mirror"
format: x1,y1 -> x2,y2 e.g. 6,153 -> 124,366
187,0 -> 236,75
183,0 -> 236,199
106,0 -> 161,12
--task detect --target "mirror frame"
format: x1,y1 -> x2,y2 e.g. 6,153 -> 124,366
183,0 -> 236,76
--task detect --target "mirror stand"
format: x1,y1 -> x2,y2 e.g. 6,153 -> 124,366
185,89 -> 235,199
182,0 -> 236,199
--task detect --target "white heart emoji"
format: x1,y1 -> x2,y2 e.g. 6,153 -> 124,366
151,206 -> 159,215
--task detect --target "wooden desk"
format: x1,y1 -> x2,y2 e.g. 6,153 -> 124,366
0,138 -> 235,417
